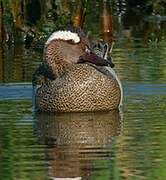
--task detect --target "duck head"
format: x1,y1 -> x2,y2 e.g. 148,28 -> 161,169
79,41 -> 115,68
43,27 -> 114,77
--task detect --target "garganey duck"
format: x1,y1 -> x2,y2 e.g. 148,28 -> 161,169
33,27 -> 123,112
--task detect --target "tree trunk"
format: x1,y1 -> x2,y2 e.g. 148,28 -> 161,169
100,0 -> 113,48
0,1 -> 3,43
10,0 -> 23,29
72,0 -> 86,28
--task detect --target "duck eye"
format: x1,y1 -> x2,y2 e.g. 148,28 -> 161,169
85,46 -> 90,53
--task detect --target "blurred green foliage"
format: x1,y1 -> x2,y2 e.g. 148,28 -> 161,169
0,0 -> 165,45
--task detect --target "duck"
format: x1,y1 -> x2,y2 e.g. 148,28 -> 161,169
33,27 -> 123,112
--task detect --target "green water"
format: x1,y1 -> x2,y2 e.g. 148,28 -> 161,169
0,15 -> 166,180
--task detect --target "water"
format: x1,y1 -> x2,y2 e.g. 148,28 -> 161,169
0,17 -> 166,180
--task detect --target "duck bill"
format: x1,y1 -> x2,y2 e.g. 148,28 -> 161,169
78,51 -> 114,68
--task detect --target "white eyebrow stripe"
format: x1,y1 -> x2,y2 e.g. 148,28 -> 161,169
45,30 -> 80,45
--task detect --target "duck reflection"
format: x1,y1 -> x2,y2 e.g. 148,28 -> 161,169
35,110 -> 123,179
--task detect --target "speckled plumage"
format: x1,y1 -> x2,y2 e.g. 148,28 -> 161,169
34,28 -> 122,112
36,64 -> 121,112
